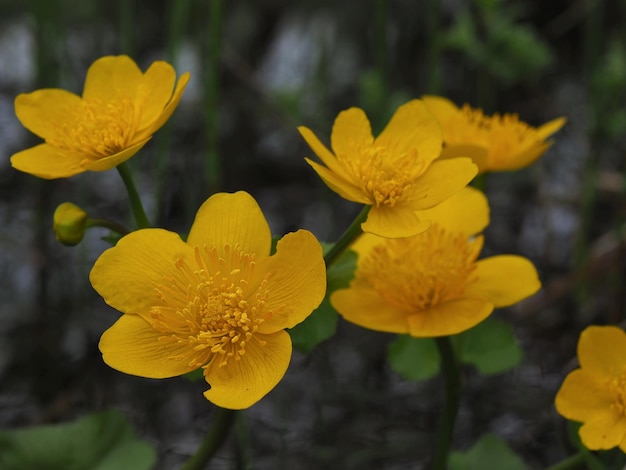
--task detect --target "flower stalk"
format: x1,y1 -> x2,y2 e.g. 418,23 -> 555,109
117,162 -> 151,229
323,205 -> 370,267
181,407 -> 237,470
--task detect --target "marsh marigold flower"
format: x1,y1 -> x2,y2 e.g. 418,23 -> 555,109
422,95 -> 566,173
556,325 -> 626,452
298,100 -> 478,238
11,55 -> 189,179
331,187 -> 540,337
90,191 -> 326,409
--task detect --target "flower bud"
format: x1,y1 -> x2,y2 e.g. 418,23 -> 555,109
53,202 -> 88,246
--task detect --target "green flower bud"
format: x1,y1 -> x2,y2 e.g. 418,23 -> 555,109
53,202 -> 88,246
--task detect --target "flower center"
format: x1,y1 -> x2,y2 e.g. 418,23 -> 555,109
360,224 -> 481,312
609,368 -> 626,415
48,96 -> 139,160
149,243 -> 271,369
341,144 -> 428,208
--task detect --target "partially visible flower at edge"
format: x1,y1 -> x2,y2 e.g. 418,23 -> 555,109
53,202 -> 87,246
11,55 -> 190,179
422,95 -> 566,173
90,191 -> 327,409
298,99 -> 478,238
331,186 -> 541,337
556,325 -> 626,452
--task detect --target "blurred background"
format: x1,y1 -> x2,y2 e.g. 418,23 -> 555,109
1,0 -> 625,468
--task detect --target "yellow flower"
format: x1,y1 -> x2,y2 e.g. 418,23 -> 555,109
422,95 -> 566,173
331,187 -> 540,337
556,325 -> 626,452
53,202 -> 88,246
90,191 -> 326,409
11,55 -> 190,179
298,99 -> 478,238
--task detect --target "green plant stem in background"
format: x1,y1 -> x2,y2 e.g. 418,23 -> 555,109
323,205 -> 370,267
118,0 -> 134,56
85,218 -> 130,237
117,162 -> 151,229
432,336 -> 461,470
545,452 -> 586,470
205,0 -> 223,193
181,407 -> 237,470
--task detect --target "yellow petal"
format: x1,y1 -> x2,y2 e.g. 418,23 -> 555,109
255,230 -> 326,333
555,369 -> 615,422
136,71 -> 190,141
361,205 -> 430,238
416,186 -> 489,236
99,314 -> 198,378
83,138 -> 151,172
492,142 -> 551,172
305,158 -> 370,204
134,61 -> 177,131
536,116 -> 566,140
331,285 -> 410,334
82,55 -> 143,102
186,191 -> 271,258
90,228 -> 194,318
298,126 -> 352,179
10,144 -> 85,179
579,410 -> 626,451
578,326 -> 626,380
421,95 -> 461,122
375,99 -> 442,164
407,298 -> 494,337
14,89 -> 82,141
203,330 -> 292,409
439,145 -> 490,173
409,157 -> 478,210
331,107 -> 374,157
463,255 -> 541,307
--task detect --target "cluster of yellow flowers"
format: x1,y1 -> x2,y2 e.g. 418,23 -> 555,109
15,54 -> 618,456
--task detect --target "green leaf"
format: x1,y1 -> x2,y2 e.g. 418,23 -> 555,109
289,247 -> 356,353
456,317 -> 523,375
387,335 -> 440,381
0,409 -> 156,470
449,434 -> 529,470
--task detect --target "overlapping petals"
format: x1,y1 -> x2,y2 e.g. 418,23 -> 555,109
555,326 -> 626,452
423,95 -> 566,173
331,187 -> 541,337
11,55 -> 190,179
298,99 -> 478,238
91,191 -> 327,409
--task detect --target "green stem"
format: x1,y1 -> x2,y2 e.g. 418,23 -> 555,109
116,162 -> 151,229
85,218 -> 130,237
432,336 -> 461,470
180,407 -> 237,470
545,452 -> 586,470
323,205 -> 370,267
205,0 -> 223,193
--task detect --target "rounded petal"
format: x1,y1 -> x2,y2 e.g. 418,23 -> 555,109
555,369 -> 615,422
464,255 -> 541,307
83,138 -> 151,172
375,99 -> 442,164
536,116 -> 567,140
90,228 -> 194,318
82,55 -> 143,102
409,158 -> 478,210
331,107 -> 374,158
422,95 -> 461,123
99,314 -> 198,378
298,126 -> 352,179
135,61 -> 177,130
186,191 -> 271,257
361,205 -> 430,238
492,142 -> 551,172
203,330 -> 292,409
439,145 -> 490,174
416,186 -> 489,236
15,89 -> 82,141
331,285 -> 410,334
579,411 -> 626,451
136,71 -> 190,140
304,158 -> 370,204
407,298 -> 494,337
10,143 -> 85,179
578,326 -> 626,380
255,230 -> 326,333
